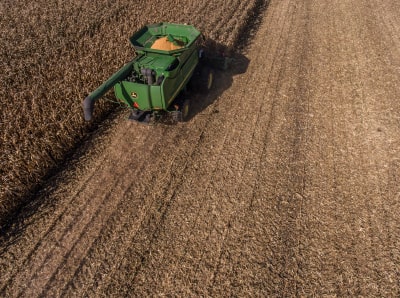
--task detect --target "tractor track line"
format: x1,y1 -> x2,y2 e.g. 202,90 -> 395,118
7,131 -> 159,296
203,0 -> 295,291
222,0 -> 298,294
40,122 -> 205,296
59,100 -> 223,295
166,2 -> 282,287
1,125 -> 169,296
68,131 -> 208,295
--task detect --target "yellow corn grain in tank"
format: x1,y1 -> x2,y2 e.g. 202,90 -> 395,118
151,37 -> 183,51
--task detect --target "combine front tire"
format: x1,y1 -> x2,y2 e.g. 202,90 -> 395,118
181,99 -> 190,121
189,65 -> 214,93
171,111 -> 182,123
200,66 -> 214,93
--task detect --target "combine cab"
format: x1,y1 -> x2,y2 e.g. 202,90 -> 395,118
83,23 -> 228,123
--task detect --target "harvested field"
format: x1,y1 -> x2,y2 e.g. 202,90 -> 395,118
1,0 -> 400,296
0,0 -> 265,224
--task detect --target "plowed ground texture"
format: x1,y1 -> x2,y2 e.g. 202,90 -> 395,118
0,0 -> 265,225
2,0 -> 400,296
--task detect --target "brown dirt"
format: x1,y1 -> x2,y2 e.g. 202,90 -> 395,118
1,0 -> 400,296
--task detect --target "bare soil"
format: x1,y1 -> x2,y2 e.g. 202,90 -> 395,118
1,0 -> 400,296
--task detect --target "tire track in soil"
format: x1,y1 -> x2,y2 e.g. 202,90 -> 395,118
58,121 -> 215,297
338,1 -> 400,295
0,133 -> 130,292
1,124 -> 168,296
11,117 -> 210,297
209,0 -> 310,295
317,1 -> 399,295
186,0 -> 287,293
125,0 -> 300,295
36,127 -> 181,297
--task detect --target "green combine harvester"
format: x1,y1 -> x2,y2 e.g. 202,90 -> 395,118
83,23 -> 230,123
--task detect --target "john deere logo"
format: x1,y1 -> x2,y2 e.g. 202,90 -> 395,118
131,92 -> 138,98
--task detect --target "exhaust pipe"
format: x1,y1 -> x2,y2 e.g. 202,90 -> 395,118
83,96 -> 95,121
141,68 -> 156,85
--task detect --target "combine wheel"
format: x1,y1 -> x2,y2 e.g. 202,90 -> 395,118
144,113 -> 153,124
181,99 -> 190,121
129,110 -> 145,121
200,66 -> 214,93
171,111 -> 183,123
188,66 -> 214,93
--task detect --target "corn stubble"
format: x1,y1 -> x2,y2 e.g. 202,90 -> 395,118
0,0 -> 265,223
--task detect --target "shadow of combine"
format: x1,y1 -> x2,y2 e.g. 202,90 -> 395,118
161,40 -> 250,124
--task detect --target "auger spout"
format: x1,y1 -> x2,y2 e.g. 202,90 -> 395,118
82,61 -> 133,121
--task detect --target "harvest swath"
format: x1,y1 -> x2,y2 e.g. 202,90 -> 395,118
0,0 -> 265,223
